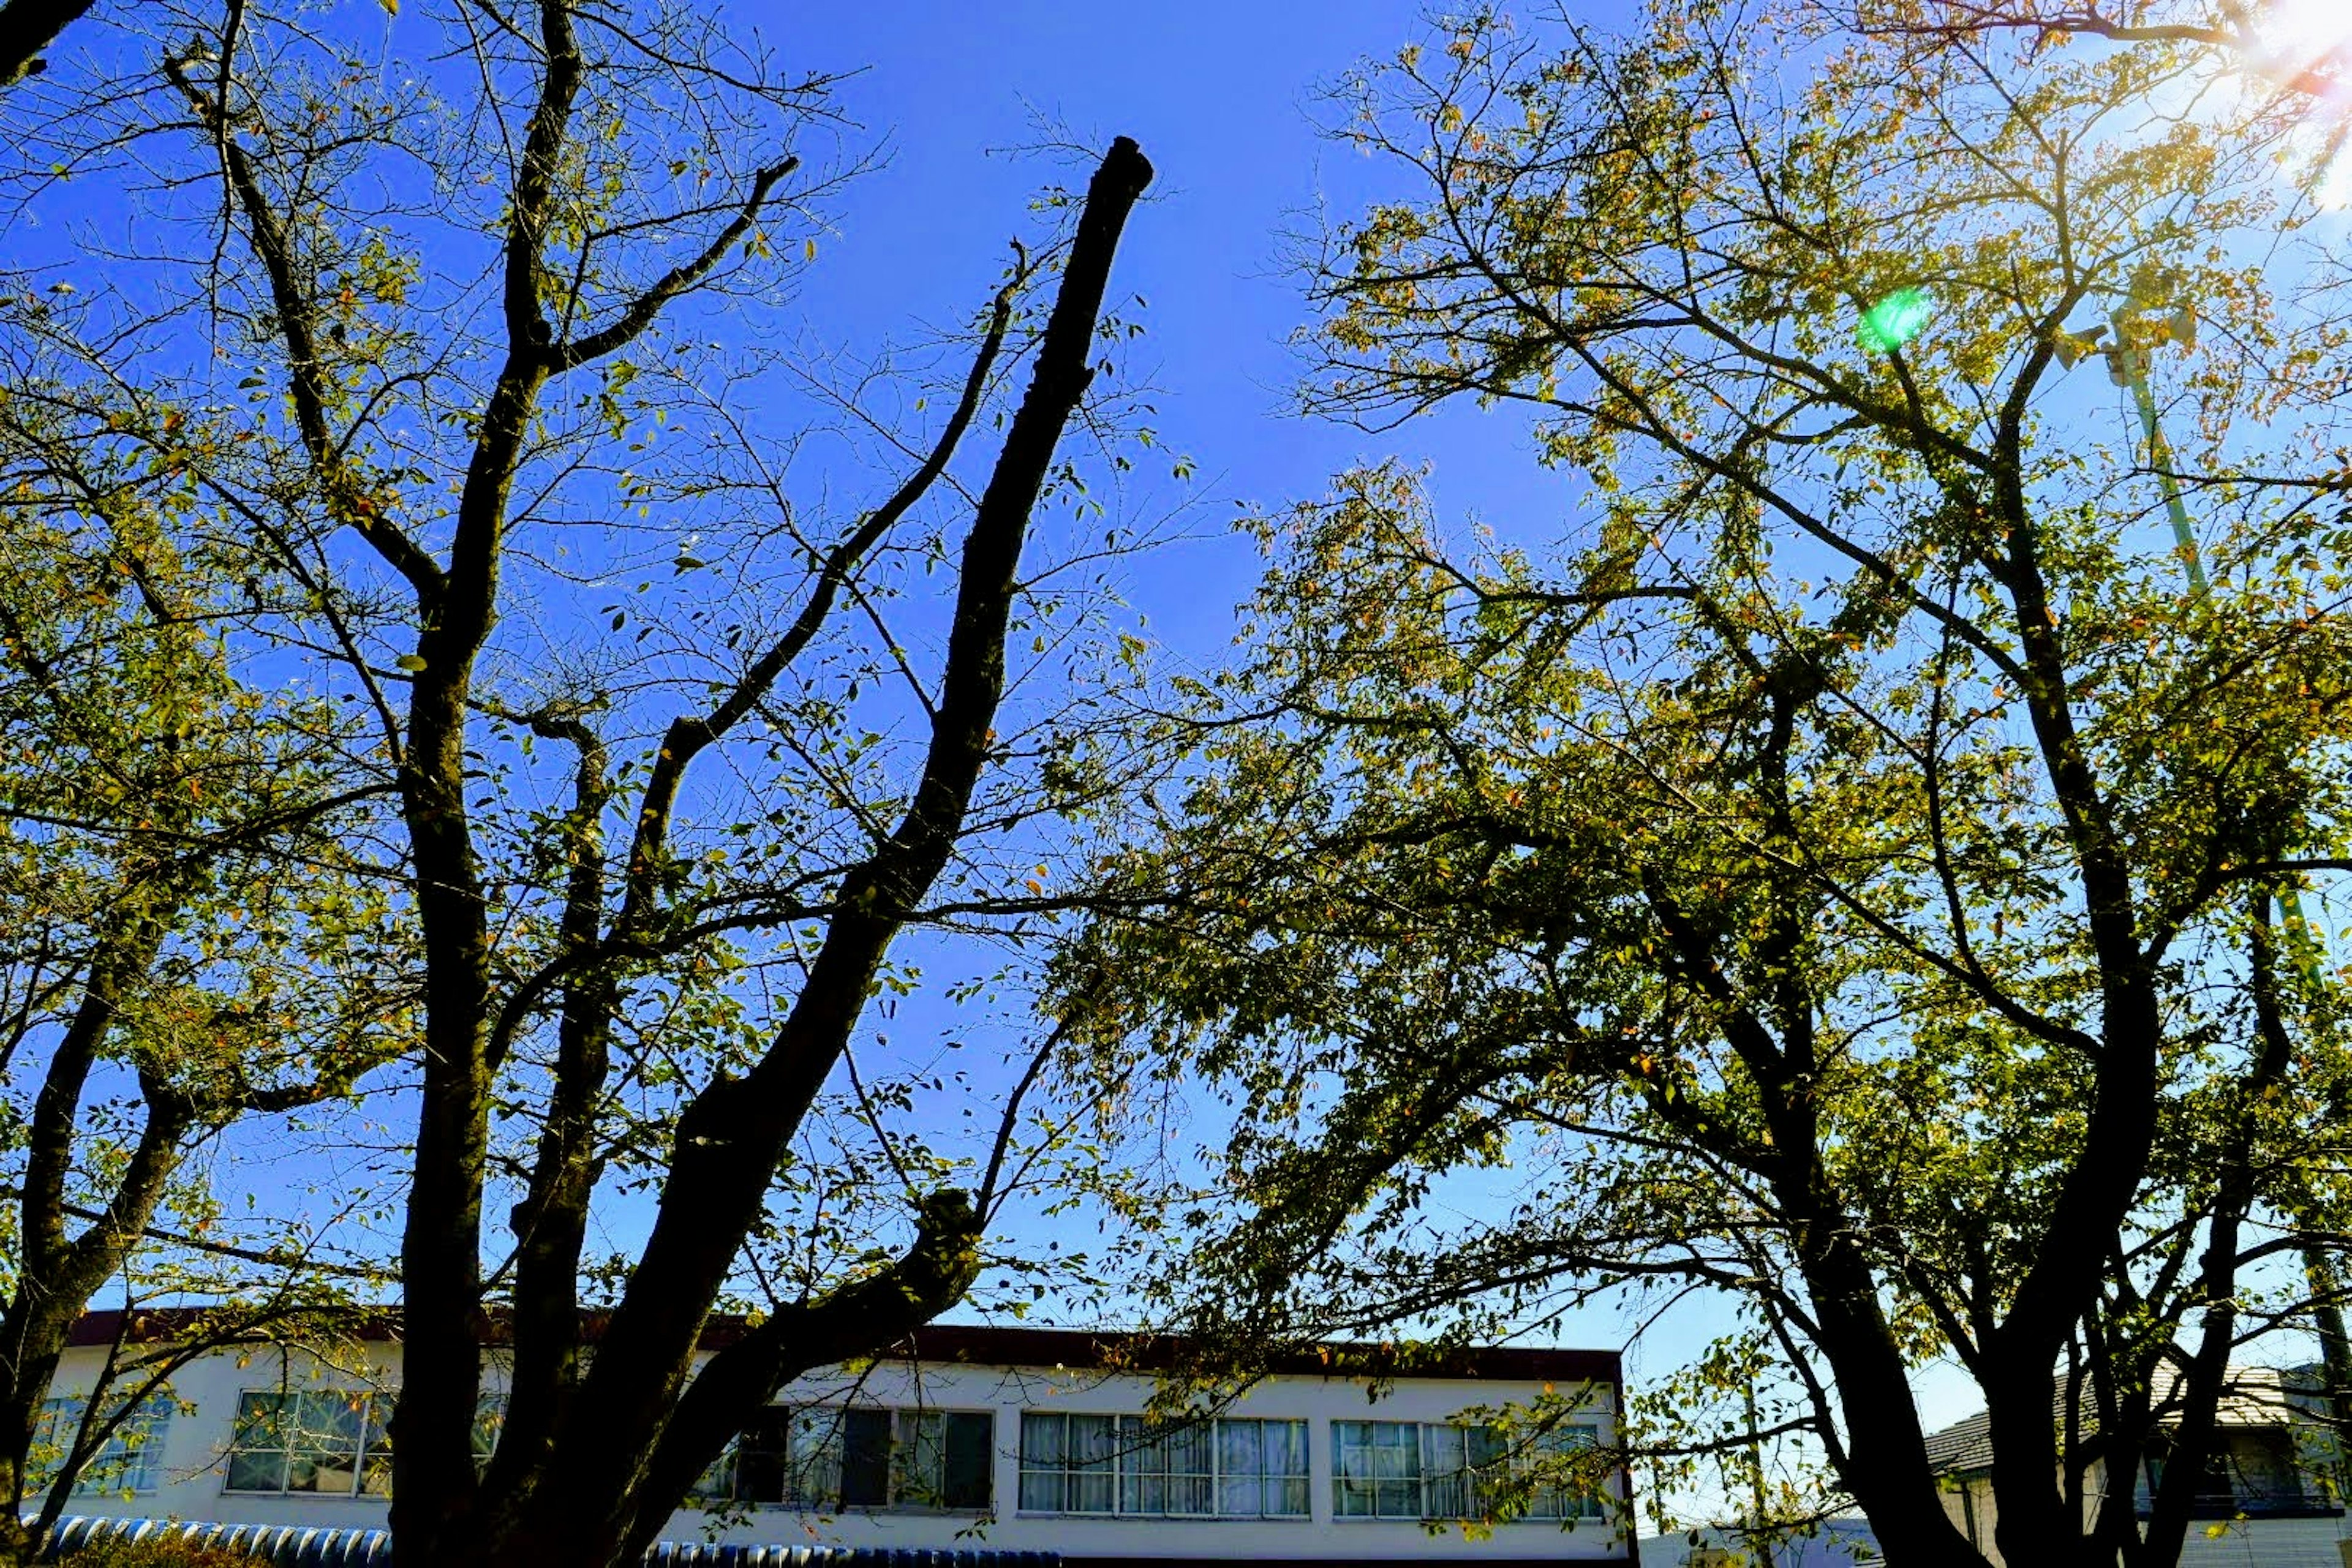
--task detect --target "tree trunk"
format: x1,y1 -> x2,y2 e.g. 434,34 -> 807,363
388,132 -> 1152,1568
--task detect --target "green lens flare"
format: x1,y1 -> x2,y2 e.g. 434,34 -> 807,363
1858,288 -> 1932,352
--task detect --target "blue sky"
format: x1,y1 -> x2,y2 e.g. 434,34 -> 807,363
772,0 -> 1611,663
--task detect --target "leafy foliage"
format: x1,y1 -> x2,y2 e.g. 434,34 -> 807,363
0,3 -> 1156,1564
55,1540 -> 264,1568
1066,7 -> 2352,1567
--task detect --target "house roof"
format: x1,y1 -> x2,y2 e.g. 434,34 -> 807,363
65,1309 -> 1621,1387
1923,1364 -> 2319,1476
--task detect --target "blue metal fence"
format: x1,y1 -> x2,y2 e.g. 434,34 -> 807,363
32,1516 -> 1060,1567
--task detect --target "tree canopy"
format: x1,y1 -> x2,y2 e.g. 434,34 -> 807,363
0,3 -> 1153,1565
1065,6 -> 2352,1566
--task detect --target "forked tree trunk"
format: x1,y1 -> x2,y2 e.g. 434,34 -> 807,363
386,133 -> 1152,1568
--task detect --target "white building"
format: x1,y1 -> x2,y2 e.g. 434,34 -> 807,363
1925,1365 -> 2350,1568
34,1314 -> 1638,1564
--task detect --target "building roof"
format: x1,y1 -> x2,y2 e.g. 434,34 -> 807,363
1922,1364 -> 2318,1476
1639,1517 -> 1880,1566
65,1310 -> 1621,1387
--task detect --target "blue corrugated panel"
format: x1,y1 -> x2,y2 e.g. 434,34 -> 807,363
32,1517 -> 1059,1567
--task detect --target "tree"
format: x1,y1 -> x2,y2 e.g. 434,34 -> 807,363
1853,0 -> 2352,100
1061,9 -> 2352,1567
0,3 -> 1153,1565
0,0 -> 97,91
0,354 -> 407,1559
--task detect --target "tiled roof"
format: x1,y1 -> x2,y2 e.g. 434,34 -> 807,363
1922,1363 -> 2318,1476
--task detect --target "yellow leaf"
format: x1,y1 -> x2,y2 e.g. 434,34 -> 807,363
804,238 -> 817,262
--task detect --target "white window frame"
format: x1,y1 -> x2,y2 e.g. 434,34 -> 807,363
700,1404 -> 994,1513
223,1388 -> 391,1498
1018,1412 -> 1310,1519
32,1392 -> 173,1498
1520,1422 -> 1607,1521
1332,1419 -> 1606,1522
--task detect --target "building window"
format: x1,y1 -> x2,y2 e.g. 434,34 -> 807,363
1333,1420 -> 1427,1518
472,1392 -> 505,1474
1333,1420 -> 1604,1521
1520,1424 -> 1607,1520
1020,1411 -> 1116,1513
707,1406 -> 992,1512
1208,1418 -> 1310,1518
225,1389 -> 391,1496
31,1392 -> 173,1497
893,1410 -> 995,1510
1019,1412 -> 1308,1518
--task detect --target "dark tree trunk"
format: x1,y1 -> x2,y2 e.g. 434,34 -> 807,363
0,0 -> 95,87
386,132 -> 1152,1568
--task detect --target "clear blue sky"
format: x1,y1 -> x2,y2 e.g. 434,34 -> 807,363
775,0 -> 1612,663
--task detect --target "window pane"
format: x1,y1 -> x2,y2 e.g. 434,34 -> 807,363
287,1392 -> 366,1496
1068,1413 -> 1117,1469
1268,1475 -> 1309,1517
1020,1412 -> 1065,1469
226,1447 -> 285,1493
472,1394 -> 505,1468
736,1410 -> 791,1504
1069,1468 -> 1114,1513
838,1409 -> 891,1507
942,1412 -> 992,1510
1167,1422 -> 1212,1472
1015,1413 -> 1117,1514
47,1392 -> 174,1498
232,1393 -> 285,1452
1119,1415 -> 1161,1483
360,1400 -> 393,1497
1019,1412 -> 1067,1512
285,1453 -> 334,1493
296,1392 -> 366,1447
788,1409 -> 843,1507
1214,1420 -> 1263,1517
689,1446 -> 734,1504
894,1411 -> 943,1506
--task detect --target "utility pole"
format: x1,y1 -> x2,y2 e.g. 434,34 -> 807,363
1743,1379 -> 1775,1568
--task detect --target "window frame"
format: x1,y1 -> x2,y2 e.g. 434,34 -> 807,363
222,1388 -> 392,1499
31,1391 -> 174,1499
703,1403 -> 995,1513
1332,1418 -> 1607,1523
1017,1411 -> 1310,1520
1518,1422 -> 1608,1521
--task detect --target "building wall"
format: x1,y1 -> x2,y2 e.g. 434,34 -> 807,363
2171,1517 -> 2350,1568
1934,1461 -> 2349,1568
37,1341 -> 1634,1561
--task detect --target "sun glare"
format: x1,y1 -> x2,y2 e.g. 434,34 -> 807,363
2260,0 -> 2352,91
2238,0 -> 2352,210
